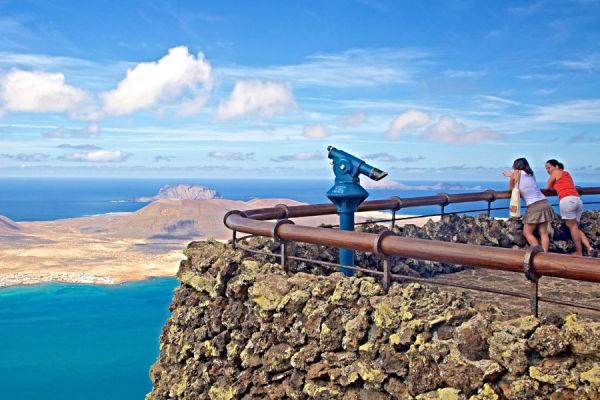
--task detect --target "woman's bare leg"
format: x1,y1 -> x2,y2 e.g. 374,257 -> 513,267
523,223 -> 539,248
565,219 -> 583,255
537,222 -> 549,252
579,230 -> 593,254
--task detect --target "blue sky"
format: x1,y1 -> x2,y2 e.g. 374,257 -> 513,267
0,0 -> 599,181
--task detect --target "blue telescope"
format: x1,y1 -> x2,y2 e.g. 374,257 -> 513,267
326,146 -> 388,275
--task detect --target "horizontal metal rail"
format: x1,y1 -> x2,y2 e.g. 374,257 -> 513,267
235,244 -> 600,313
226,213 -> 600,283
238,187 -> 600,220
224,186 -> 600,316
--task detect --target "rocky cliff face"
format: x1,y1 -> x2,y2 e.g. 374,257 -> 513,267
147,239 -> 600,399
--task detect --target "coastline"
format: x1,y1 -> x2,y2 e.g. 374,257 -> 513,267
0,198 -> 433,288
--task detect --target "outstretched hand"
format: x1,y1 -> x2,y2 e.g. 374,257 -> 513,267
502,170 -> 513,177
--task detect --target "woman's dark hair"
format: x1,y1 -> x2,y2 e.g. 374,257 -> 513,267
546,159 -> 564,169
513,158 -> 534,175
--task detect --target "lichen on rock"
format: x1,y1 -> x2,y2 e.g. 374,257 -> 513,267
146,239 -> 600,400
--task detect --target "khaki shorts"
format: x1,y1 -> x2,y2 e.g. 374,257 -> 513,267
559,196 -> 583,221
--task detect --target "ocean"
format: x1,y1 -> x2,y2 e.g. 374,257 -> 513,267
1,177 -> 599,399
0,279 -> 177,400
0,177 -> 513,222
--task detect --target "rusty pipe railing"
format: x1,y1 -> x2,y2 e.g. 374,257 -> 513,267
224,186 -> 600,316
225,213 -> 600,284
239,187 -> 600,220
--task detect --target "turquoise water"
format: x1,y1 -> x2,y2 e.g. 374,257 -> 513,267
0,278 -> 178,399
1,178 -> 599,399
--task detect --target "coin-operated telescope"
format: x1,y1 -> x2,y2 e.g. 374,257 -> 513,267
326,146 -> 388,276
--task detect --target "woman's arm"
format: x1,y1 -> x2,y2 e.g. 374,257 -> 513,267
507,171 -> 516,191
546,170 -> 559,189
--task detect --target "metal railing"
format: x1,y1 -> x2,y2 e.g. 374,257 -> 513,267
224,187 -> 600,317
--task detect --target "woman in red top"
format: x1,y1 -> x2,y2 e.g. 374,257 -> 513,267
545,159 -> 593,256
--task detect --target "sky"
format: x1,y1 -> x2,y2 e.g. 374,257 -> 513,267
0,0 -> 599,181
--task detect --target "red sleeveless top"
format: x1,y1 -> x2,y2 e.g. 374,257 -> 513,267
553,171 -> 579,199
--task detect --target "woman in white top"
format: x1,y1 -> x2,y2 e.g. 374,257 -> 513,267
503,158 -> 554,251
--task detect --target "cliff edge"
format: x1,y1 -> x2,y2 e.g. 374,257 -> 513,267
147,240 -> 600,399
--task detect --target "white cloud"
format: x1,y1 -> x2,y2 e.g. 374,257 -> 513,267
0,69 -> 88,113
481,95 -> 521,106
219,48 -> 427,88
1,152 -> 50,162
0,52 -> 94,70
302,124 -> 329,139
568,133 -> 600,143
531,100 -> 600,123
43,123 -> 100,138
555,54 -> 599,72
443,69 -> 487,79
342,111 -> 367,127
363,153 -> 425,163
176,93 -> 209,116
59,150 -> 129,162
216,80 -> 296,120
271,151 -> 323,162
423,115 -> 505,144
102,46 -> 212,116
385,109 -> 431,139
207,150 -> 254,160
363,152 -> 398,162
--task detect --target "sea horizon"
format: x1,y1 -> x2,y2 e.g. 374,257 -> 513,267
0,177 -> 534,222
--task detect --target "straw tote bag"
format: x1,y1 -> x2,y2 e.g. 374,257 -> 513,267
509,170 -> 521,218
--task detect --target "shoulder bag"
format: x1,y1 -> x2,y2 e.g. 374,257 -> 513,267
509,170 -> 521,218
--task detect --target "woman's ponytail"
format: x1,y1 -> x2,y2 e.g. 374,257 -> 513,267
546,159 -> 564,170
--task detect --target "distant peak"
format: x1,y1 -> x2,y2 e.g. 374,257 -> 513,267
136,184 -> 220,202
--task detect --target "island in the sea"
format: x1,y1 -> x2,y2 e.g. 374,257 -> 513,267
0,184 -> 403,288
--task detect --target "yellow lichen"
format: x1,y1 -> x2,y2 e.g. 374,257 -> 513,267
580,365 -> 600,386
249,281 -> 284,311
359,342 -> 374,352
303,382 -> 341,397
436,387 -> 462,400
468,384 -> 499,400
178,271 -> 217,298
329,280 -> 355,302
529,366 -> 561,385
208,386 -> 235,400
373,301 -> 401,329
389,333 -> 401,345
202,340 -> 219,357
483,362 -> 503,380
359,279 -> 382,296
416,387 -> 461,400
355,361 -> 386,383
412,334 -> 426,349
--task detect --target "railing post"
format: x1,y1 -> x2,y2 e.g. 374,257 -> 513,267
438,193 -> 449,218
280,241 -> 288,273
382,256 -> 391,294
391,209 -> 396,229
272,219 -> 294,273
484,189 -> 496,218
232,230 -> 237,249
373,230 -> 395,294
523,245 -> 543,317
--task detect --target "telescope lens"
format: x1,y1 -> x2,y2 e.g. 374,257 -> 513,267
369,168 -> 388,181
